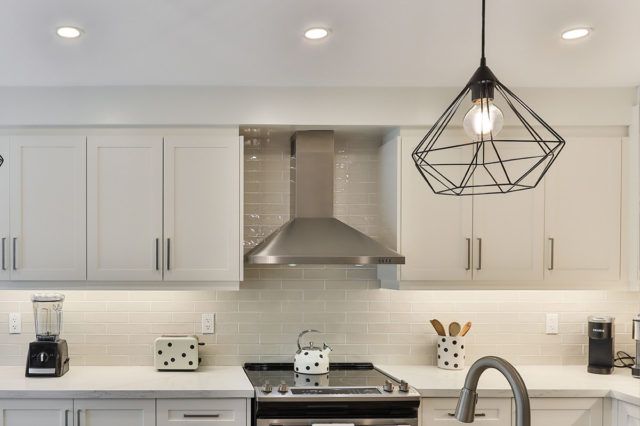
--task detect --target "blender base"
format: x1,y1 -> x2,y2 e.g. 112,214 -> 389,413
25,339 -> 69,377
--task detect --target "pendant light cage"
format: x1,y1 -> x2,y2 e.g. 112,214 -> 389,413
412,80 -> 565,196
412,0 -> 565,196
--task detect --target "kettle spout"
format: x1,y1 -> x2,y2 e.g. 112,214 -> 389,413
323,343 -> 333,353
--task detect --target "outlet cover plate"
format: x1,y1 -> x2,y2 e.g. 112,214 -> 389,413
546,313 -> 559,335
202,313 -> 215,334
9,312 -> 21,334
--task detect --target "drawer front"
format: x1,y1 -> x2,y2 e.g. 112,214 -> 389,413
422,397 -> 511,426
157,399 -> 247,426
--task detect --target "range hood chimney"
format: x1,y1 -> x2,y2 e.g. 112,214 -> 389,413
244,130 -> 405,265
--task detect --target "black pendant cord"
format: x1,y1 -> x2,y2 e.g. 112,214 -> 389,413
480,0 -> 486,66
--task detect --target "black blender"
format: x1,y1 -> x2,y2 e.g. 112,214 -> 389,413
26,293 -> 69,377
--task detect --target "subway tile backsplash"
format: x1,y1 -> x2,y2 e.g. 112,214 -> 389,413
0,129 -> 637,367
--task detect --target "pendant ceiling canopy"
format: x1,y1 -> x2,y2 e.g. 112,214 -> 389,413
412,0 -> 565,196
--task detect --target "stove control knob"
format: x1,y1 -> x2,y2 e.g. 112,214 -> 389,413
383,380 -> 394,393
399,380 -> 409,393
262,381 -> 272,394
37,352 -> 50,364
278,382 -> 289,394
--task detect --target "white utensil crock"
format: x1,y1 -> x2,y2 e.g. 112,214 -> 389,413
436,336 -> 465,370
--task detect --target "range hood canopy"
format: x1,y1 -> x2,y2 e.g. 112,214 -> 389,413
245,130 -> 404,265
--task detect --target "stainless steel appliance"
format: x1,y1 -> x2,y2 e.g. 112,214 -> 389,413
632,314 -> 640,378
587,315 -> 615,375
244,131 -> 405,266
26,293 -> 69,377
243,363 -> 420,426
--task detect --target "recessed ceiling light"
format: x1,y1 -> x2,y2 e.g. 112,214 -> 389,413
56,26 -> 83,39
304,27 -> 329,40
561,27 -> 591,40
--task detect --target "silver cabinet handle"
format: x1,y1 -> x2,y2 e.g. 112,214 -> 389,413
465,238 -> 471,271
166,238 -> 171,271
448,412 -> 486,417
64,409 -> 69,426
1,237 -> 5,271
476,237 -> 482,270
548,237 -> 554,270
77,409 -> 81,426
183,413 -> 221,418
155,238 -> 160,271
11,237 -> 16,270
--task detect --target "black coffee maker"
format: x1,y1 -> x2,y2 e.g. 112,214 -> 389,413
587,315 -> 615,375
26,293 -> 69,377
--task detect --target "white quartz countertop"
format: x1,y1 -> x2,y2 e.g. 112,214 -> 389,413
0,366 -> 254,399
377,365 -> 640,405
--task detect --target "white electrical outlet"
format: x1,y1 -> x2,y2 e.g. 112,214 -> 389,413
545,313 -> 559,335
9,312 -> 21,334
202,313 -> 215,334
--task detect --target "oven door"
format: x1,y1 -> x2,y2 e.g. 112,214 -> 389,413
258,418 -> 418,426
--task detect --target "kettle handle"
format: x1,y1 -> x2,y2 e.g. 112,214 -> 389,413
297,329 -> 321,350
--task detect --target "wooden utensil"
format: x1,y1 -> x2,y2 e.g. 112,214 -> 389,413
460,321 -> 472,336
448,321 -> 461,337
430,319 -> 446,336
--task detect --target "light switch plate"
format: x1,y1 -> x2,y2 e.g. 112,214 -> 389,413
545,313 -> 559,335
202,313 -> 215,334
9,312 -> 21,334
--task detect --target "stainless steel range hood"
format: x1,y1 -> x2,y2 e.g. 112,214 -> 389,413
245,130 -> 404,265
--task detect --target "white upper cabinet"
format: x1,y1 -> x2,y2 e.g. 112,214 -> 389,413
10,135 -> 86,281
164,130 -> 242,281
0,138 -> 9,281
399,130 -> 473,281
545,137 -> 622,282
87,135 -> 163,281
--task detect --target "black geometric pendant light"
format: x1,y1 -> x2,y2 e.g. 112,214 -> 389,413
412,0 -> 565,196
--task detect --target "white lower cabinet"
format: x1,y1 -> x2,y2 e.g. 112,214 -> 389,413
0,399 -> 73,426
157,398 -> 247,426
523,398 -> 603,426
74,399 -> 155,426
421,397 -> 511,426
615,401 -> 640,426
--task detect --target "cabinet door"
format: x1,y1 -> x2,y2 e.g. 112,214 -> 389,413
87,135 -> 163,281
473,184 -> 544,281
75,399 -> 154,426
164,129 -> 241,281
0,138 -> 9,281
524,398 -> 603,426
400,131 -> 473,281
157,398 -> 247,426
545,138 -> 621,281
0,399 -> 73,426
10,135 -> 86,280
617,401 -> 640,426
422,397 -> 511,426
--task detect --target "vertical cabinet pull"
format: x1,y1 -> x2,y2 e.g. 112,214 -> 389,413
11,237 -> 16,270
476,238 -> 482,270
77,409 -> 81,426
166,238 -> 171,271
548,237 -> 555,270
155,238 -> 160,271
465,238 -> 471,271
64,409 -> 69,426
1,237 -> 5,271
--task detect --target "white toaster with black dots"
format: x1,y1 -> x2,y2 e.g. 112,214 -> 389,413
154,335 -> 202,371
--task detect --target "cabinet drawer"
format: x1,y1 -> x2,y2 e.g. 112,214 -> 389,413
422,397 -> 511,426
157,399 -> 247,426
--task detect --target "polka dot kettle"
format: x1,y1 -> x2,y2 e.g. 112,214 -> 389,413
294,329 -> 332,375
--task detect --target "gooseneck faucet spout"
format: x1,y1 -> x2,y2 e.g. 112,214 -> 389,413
455,356 -> 530,426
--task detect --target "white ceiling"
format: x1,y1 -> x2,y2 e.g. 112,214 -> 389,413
1,0 -> 638,87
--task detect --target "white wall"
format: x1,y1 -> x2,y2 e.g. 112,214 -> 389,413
0,86 -> 634,127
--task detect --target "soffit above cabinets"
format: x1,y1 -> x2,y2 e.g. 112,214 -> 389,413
0,0 -> 638,87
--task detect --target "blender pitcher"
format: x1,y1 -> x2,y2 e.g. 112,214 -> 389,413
31,293 -> 65,341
